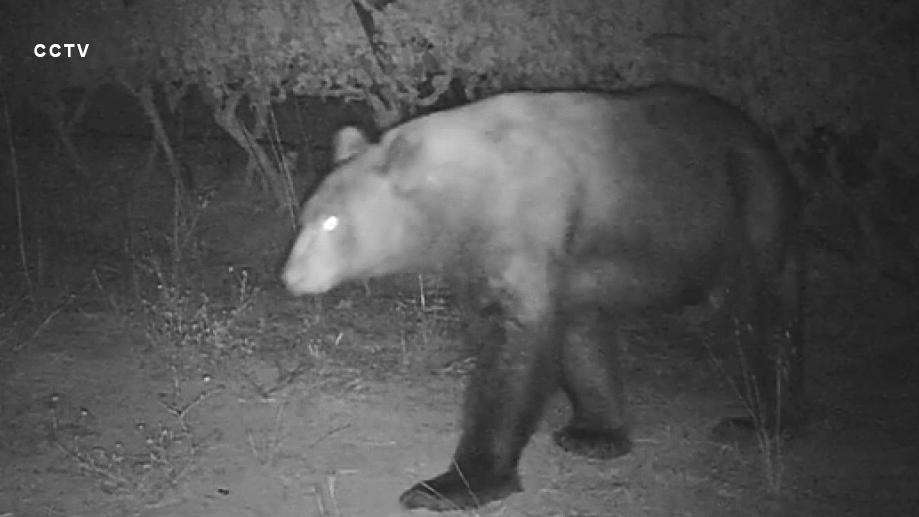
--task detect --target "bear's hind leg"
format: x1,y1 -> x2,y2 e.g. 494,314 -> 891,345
554,307 -> 632,459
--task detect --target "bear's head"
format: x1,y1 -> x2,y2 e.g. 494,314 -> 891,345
281,125 -> 457,295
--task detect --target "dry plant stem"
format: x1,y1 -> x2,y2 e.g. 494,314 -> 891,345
246,402 -> 288,465
92,268 -> 122,314
241,359 -> 309,399
312,475 -> 342,517
705,321 -> 785,492
267,105 -> 298,222
766,349 -> 787,491
214,91 -> 282,200
176,194 -> 205,258
324,473 -> 342,517
733,319 -> 786,492
418,274 -> 428,310
49,406 -> 133,488
54,90 -> 91,178
28,92 -> 91,178
173,174 -> 181,265
128,82 -> 188,265
158,385 -> 223,431
10,303 -> 66,354
450,458 -> 480,509
133,82 -> 186,200
307,423 -> 350,450
54,440 -> 133,488
2,92 -> 35,302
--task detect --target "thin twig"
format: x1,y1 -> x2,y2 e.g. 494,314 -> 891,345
2,87 -> 34,302
307,423 -> 351,450
53,439 -> 133,488
157,385 -> 224,430
11,303 -> 67,354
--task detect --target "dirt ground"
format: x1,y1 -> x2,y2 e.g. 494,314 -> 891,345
1,141 -> 917,517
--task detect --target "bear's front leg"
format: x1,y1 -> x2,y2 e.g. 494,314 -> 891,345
400,272 -> 561,511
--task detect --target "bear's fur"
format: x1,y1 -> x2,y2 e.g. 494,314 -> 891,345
282,84 -> 803,511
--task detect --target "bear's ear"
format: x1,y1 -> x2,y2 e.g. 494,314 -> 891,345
382,133 -> 427,194
333,127 -> 369,163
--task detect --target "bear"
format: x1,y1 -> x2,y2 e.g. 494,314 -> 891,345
281,83 -> 804,512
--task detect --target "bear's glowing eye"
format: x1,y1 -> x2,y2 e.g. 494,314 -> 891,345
321,215 -> 339,232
